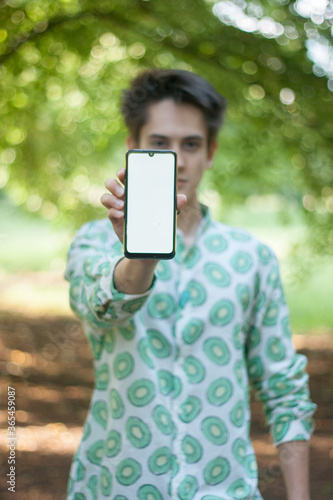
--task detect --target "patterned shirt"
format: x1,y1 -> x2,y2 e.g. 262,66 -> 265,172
65,204 -> 316,500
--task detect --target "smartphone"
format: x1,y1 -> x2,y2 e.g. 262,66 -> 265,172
124,149 -> 177,260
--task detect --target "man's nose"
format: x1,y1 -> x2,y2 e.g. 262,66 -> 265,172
172,147 -> 185,169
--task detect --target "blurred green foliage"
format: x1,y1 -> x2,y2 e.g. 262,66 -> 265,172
0,0 -> 332,254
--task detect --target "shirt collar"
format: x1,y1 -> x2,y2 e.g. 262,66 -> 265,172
176,203 -> 212,243
198,203 -> 212,236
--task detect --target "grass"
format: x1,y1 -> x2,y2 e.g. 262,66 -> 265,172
284,263 -> 333,332
0,198 -> 71,273
1,196 -> 332,333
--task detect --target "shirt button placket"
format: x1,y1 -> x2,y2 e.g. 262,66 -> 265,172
171,259 -> 190,495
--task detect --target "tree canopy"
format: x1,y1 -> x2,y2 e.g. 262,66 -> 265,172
0,0 -> 332,253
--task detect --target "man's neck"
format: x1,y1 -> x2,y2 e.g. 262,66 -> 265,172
177,199 -> 204,248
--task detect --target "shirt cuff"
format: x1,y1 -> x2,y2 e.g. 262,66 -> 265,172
271,416 -> 315,446
93,256 -> 157,323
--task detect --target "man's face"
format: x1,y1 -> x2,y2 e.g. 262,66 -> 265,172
127,99 -> 217,205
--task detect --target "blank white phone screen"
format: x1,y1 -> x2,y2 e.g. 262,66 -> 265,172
126,152 -> 176,255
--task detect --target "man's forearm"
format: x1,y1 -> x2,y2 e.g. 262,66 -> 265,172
113,257 -> 158,294
277,440 -> 310,500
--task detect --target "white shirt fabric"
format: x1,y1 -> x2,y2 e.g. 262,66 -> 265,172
65,205 -> 316,500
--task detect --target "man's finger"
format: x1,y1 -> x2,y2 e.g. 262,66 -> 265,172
176,194 -> 187,213
107,208 -> 124,220
105,178 -> 125,198
117,168 -> 126,184
101,193 -> 124,210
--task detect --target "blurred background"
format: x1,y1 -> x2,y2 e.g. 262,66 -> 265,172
0,0 -> 333,499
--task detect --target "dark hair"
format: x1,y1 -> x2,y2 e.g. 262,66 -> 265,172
121,69 -> 227,145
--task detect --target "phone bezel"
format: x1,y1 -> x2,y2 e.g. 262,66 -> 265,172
124,149 -> 177,260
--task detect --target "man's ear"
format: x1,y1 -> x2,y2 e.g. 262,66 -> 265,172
206,140 -> 218,170
126,136 -> 137,150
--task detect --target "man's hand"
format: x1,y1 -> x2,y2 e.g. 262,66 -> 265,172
100,168 -> 187,295
100,168 -> 187,244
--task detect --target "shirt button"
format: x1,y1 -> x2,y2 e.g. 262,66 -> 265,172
179,290 -> 190,309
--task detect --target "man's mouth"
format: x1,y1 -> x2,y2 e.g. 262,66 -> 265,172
177,179 -> 187,186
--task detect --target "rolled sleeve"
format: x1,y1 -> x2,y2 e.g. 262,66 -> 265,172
65,220 -> 156,329
246,249 -> 317,446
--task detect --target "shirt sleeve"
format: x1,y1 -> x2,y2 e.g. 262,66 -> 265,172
64,220 -> 156,329
245,246 -> 317,447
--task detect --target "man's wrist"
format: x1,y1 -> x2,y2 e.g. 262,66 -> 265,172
277,440 -> 310,500
113,256 -> 158,294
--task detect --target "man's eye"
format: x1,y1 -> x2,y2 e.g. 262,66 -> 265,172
152,140 -> 166,148
185,142 -> 199,150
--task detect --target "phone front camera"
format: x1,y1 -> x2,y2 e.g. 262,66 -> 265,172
149,152 -> 154,157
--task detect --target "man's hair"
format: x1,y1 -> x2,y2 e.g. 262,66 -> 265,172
121,69 -> 227,145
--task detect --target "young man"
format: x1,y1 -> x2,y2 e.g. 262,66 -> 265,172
65,69 -> 316,500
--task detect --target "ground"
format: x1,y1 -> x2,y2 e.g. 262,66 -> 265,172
0,311 -> 332,500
